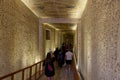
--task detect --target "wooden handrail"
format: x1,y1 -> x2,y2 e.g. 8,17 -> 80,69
0,60 -> 44,80
73,54 -> 81,80
74,53 -> 78,64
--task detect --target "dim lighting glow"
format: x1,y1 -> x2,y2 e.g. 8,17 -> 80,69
72,24 -> 77,30
70,0 -> 88,18
76,64 -> 79,70
44,23 -> 60,30
35,58 -> 39,63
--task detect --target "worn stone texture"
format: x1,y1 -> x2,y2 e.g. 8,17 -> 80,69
0,0 -> 40,78
78,0 -> 120,80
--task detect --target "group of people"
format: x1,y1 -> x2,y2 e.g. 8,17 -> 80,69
43,43 -> 73,80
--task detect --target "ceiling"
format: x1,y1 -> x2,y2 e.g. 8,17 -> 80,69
21,0 -> 88,18
44,23 -> 77,30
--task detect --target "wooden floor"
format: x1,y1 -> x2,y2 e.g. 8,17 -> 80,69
39,63 -> 75,80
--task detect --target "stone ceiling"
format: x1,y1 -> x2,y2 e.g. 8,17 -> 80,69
21,0 -> 87,30
21,0 -> 88,18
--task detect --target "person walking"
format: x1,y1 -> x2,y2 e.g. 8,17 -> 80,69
65,49 -> 73,71
44,51 -> 55,80
58,50 -> 63,67
54,47 -> 59,61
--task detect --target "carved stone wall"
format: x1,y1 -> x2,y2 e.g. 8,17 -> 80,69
43,24 -> 56,55
0,0 -> 39,78
79,0 -> 120,80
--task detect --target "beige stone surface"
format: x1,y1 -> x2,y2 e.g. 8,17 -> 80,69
43,24 -> 58,55
78,0 -> 120,80
0,0 -> 40,78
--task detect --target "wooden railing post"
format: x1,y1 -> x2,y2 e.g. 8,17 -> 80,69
11,75 -> 14,80
39,63 -> 41,75
22,70 -> 25,80
35,64 -> 37,80
41,62 -> 43,74
29,67 -> 32,80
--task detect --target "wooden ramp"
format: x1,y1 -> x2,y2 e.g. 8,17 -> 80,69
39,64 -> 75,80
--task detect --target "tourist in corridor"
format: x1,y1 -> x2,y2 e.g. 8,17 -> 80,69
65,49 -> 73,71
43,51 -> 55,80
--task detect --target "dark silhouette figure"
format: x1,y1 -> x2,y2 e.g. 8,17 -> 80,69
44,51 -> 55,80
54,47 -> 59,61
58,50 -> 63,67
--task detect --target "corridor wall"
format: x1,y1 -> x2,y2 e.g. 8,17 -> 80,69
43,24 -> 56,55
0,0 -> 40,79
42,23 -> 63,56
78,0 -> 120,80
